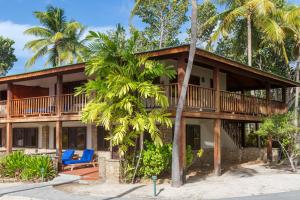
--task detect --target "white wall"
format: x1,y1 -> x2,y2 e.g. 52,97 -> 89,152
185,118 -> 236,150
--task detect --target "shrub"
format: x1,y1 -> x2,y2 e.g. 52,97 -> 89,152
186,145 -> 194,167
3,151 -> 27,178
139,141 -> 172,178
1,152 -> 56,181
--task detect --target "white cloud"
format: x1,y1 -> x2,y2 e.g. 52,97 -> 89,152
0,21 -> 34,58
0,21 -> 117,61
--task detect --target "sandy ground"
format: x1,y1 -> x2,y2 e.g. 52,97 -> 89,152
55,163 -> 300,200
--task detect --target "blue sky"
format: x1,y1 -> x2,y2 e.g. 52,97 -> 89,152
0,0 -> 299,75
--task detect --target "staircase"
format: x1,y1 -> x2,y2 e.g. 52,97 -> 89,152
221,120 -> 243,148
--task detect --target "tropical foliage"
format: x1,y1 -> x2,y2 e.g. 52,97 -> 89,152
24,5 -> 86,67
0,151 -> 56,181
0,36 -> 17,76
131,0 -> 188,49
78,25 -> 175,155
256,113 -> 300,172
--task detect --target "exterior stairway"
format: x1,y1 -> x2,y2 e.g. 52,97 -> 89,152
221,120 -> 243,148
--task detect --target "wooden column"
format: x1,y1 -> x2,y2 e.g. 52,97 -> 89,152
265,83 -> 272,161
6,83 -> 12,154
213,67 -> 220,112
56,75 -> 63,168
213,67 -> 221,175
56,74 -> 63,116
6,123 -> 12,154
177,55 -> 187,181
241,123 -> 246,148
282,87 -> 286,103
266,83 -> 271,115
214,119 -> 221,175
56,120 -> 62,169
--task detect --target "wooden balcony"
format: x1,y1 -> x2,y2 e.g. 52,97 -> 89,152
160,83 -> 287,116
0,84 -> 288,122
3,93 -> 87,118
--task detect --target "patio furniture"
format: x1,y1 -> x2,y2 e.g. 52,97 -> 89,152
62,149 -> 75,165
63,149 -> 96,171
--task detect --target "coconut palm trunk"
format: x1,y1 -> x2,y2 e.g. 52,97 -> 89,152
247,14 -> 252,67
171,0 -> 197,187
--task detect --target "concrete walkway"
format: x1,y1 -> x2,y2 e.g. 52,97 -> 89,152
0,174 -> 80,196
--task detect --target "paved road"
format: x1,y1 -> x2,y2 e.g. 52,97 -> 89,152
1,186 -> 151,200
2,186 -> 300,200
220,190 -> 300,200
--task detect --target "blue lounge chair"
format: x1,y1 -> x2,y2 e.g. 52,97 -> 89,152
64,149 -> 96,171
62,149 -> 75,165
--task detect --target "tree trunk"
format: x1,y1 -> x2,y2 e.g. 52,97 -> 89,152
295,50 -> 300,128
247,14 -> 252,67
171,0 -> 197,187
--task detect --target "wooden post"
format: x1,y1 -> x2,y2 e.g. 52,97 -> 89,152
241,123 -> 246,148
214,119 -> 221,175
267,136 -> 273,162
213,67 -> 221,175
265,83 -> 272,162
56,75 -> 63,116
177,56 -> 187,182
213,67 -> 220,112
56,75 -> 63,169
56,120 -> 62,169
6,83 -> 12,154
266,83 -> 271,115
282,87 -> 286,103
6,123 -> 12,154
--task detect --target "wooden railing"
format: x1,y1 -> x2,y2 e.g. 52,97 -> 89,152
220,91 -> 268,115
0,100 -> 6,117
162,83 -> 215,111
0,86 -> 288,118
61,93 -> 87,114
11,96 -> 56,117
160,84 -> 287,116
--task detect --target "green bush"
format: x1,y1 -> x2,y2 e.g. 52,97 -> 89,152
1,151 -> 56,181
138,141 -> 195,178
139,141 -> 172,178
3,151 -> 27,177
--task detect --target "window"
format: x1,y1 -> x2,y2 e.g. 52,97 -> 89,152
13,128 -> 38,148
97,126 -> 110,151
186,125 -> 201,150
60,127 -> 87,150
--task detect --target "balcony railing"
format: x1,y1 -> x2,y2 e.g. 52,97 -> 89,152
0,84 -> 288,119
8,93 -> 86,118
162,83 -> 287,115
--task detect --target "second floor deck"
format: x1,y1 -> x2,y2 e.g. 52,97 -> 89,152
0,82 -> 286,123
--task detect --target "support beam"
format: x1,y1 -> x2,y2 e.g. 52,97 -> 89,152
177,55 -> 186,95
241,123 -> 246,148
267,136 -> 273,162
56,75 -> 63,116
6,122 -> 12,154
266,83 -> 271,115
282,87 -> 286,103
6,83 -> 12,154
213,67 -> 220,112
56,120 -> 62,169
214,119 -> 221,175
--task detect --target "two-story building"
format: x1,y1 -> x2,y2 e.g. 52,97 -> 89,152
0,45 -> 298,174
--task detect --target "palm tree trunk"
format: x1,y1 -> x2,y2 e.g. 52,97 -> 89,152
247,14 -> 252,67
295,53 -> 300,129
171,0 -> 197,187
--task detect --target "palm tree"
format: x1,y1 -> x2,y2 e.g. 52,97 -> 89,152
205,0 -> 276,66
172,0 -> 197,187
24,5 -> 86,67
260,5 -> 300,124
